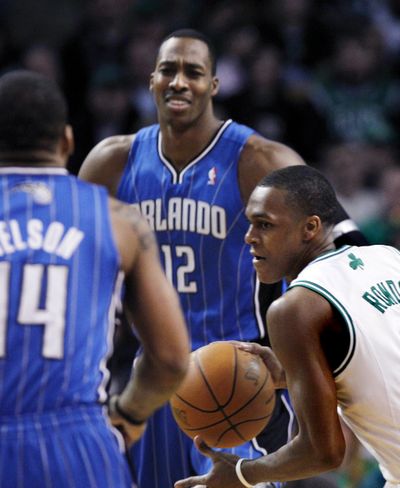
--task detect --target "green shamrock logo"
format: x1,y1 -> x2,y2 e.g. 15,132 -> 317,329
348,253 -> 364,270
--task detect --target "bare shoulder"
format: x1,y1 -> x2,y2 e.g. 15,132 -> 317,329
78,134 -> 136,196
243,134 -> 305,169
109,197 -> 156,251
238,134 -> 305,203
108,197 -> 157,273
267,287 -> 333,342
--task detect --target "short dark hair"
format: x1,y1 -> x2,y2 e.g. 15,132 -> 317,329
258,166 -> 339,225
0,70 -> 67,153
159,29 -> 217,75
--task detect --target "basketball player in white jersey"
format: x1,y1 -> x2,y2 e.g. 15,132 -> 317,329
175,165 -> 400,488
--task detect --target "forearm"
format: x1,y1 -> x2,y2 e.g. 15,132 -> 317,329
118,352 -> 186,422
240,434 -> 343,484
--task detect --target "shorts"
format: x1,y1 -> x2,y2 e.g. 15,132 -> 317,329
0,405 -> 133,488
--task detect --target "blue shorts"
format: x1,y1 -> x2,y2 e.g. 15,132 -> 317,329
0,405 -> 133,488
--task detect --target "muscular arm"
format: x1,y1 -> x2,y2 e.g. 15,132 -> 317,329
238,135 -> 305,204
78,135 -> 135,196
109,198 -> 190,422
240,288 -> 345,483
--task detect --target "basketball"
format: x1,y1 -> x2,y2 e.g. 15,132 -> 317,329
169,341 -> 276,448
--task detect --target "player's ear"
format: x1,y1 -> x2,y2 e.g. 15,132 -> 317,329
61,124 -> 74,158
211,76 -> 219,97
149,72 -> 155,92
303,216 -> 321,241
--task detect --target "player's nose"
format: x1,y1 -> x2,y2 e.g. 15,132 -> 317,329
245,224 -> 257,244
169,71 -> 189,90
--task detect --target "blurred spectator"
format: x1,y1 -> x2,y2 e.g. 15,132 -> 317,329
68,63 -> 139,174
124,34 -> 160,127
221,45 -> 285,135
221,44 -> 327,161
255,0 -> 335,85
20,44 -> 62,84
4,0 -> 79,49
360,165 -> 400,246
196,0 -> 253,50
369,0 -> 400,61
61,0 -> 135,120
214,24 -> 261,103
320,143 -> 386,227
0,17 -> 19,74
309,20 -> 400,147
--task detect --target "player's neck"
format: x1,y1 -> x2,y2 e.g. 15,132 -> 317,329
287,240 -> 336,283
0,156 -> 66,168
160,116 -> 223,171
0,149 -> 67,168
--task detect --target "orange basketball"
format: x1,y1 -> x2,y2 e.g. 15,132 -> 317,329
169,341 -> 276,448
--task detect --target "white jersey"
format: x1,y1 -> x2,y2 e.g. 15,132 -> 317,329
289,245 -> 400,484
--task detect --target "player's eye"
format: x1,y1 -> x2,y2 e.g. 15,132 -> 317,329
260,222 -> 272,230
159,67 -> 175,76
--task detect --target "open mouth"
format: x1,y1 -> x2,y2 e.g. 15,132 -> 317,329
250,250 -> 266,261
165,95 -> 191,109
168,99 -> 189,106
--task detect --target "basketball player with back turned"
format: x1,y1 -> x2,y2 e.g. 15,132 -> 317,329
0,70 -> 189,487
175,166 -> 400,488
79,29 -> 368,488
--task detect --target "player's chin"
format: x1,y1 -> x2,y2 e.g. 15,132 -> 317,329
254,266 -> 283,285
253,260 -> 280,284
166,111 -> 193,128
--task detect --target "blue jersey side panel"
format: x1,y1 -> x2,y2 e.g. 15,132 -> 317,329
118,120 -> 265,350
0,169 -> 120,415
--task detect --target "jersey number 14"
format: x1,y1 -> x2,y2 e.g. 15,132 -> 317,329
0,262 -> 68,359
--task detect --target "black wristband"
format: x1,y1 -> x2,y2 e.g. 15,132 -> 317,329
114,397 -> 147,426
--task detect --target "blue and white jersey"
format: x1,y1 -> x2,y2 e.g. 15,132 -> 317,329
0,167 -> 121,415
118,120 -> 265,350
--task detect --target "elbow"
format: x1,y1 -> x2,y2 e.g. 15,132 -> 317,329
314,442 -> 345,471
163,352 -> 190,383
297,429 -> 346,473
151,345 -> 190,384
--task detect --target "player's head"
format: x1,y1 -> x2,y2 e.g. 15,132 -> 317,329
159,29 -> 217,75
150,29 -> 219,127
245,166 -> 339,283
0,70 -> 73,162
257,166 -> 339,225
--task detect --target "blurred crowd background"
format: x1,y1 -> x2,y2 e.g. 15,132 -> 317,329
0,0 -> 398,486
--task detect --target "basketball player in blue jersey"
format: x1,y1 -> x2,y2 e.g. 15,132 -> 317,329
175,166 -> 400,488
79,30 -> 368,488
0,70 -> 189,488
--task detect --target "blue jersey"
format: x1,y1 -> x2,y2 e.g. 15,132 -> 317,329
0,167 -> 121,415
0,167 -> 133,487
119,122 -> 290,488
118,120 -> 265,350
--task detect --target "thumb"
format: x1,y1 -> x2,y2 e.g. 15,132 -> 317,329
193,435 -> 216,458
174,475 -> 207,488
